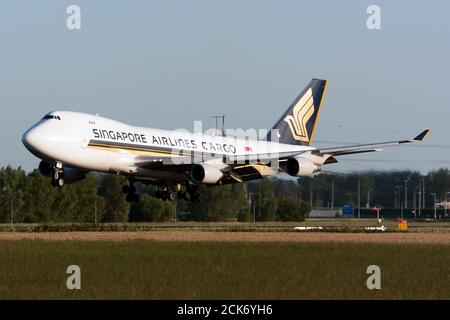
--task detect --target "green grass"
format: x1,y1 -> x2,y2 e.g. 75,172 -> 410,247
0,241 -> 448,300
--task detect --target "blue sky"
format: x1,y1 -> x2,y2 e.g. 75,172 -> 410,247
0,1 -> 449,173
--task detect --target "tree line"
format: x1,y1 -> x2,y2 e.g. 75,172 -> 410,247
297,168 -> 450,210
0,166 -> 309,223
1,165 -> 449,223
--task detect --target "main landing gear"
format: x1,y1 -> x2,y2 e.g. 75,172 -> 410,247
154,189 -> 177,202
121,181 -> 202,203
123,181 -> 140,203
155,185 -> 202,203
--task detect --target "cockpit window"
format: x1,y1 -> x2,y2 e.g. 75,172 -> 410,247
43,115 -> 61,120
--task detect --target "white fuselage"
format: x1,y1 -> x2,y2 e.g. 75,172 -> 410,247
22,111 -> 314,182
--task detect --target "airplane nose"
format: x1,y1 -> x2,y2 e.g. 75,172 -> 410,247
22,125 -> 46,155
22,123 -> 61,160
22,128 -> 37,150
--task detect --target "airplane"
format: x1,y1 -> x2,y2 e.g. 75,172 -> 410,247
22,79 -> 429,202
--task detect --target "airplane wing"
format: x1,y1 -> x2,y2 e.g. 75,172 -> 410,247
312,129 -> 430,157
134,129 -> 430,170
132,129 -> 430,184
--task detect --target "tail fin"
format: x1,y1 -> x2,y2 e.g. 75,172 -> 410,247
266,79 -> 327,146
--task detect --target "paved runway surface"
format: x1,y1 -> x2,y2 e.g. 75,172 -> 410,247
0,231 -> 449,244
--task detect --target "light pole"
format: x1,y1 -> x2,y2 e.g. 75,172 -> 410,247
400,202 -> 404,220
395,185 -> 402,208
357,175 -> 360,219
331,177 -> 334,209
94,197 -> 98,224
394,190 -> 397,209
212,115 -> 225,136
419,185 -> 422,217
431,193 -> 437,220
253,194 -> 256,223
10,196 -> 13,225
422,179 -> 425,209
404,179 -> 409,209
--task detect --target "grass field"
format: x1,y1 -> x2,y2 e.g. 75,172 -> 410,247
0,240 -> 448,300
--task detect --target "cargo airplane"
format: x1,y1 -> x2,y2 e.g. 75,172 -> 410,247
22,79 -> 429,202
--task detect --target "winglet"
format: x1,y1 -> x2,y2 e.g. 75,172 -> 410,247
413,129 -> 430,141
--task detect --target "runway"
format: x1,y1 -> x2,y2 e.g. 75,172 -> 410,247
0,231 -> 449,244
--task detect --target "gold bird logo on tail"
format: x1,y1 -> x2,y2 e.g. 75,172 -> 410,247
283,88 -> 315,143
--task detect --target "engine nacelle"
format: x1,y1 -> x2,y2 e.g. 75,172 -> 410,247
63,168 -> 88,184
285,157 -> 319,177
38,161 -> 52,177
191,163 -> 224,184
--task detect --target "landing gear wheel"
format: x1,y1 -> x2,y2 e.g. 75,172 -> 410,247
168,192 -> 177,201
183,192 -> 191,201
126,194 -> 132,203
191,193 -> 202,203
57,178 -> 65,187
126,194 -> 139,203
124,181 -> 139,202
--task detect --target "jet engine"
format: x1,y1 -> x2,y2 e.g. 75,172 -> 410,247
285,156 -> 319,177
63,168 -> 88,184
38,160 -> 52,177
191,163 -> 224,184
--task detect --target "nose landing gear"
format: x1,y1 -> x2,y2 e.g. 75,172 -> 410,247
51,167 -> 64,187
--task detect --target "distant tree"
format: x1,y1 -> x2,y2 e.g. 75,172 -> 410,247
0,166 -> 26,223
427,168 -> 450,200
276,198 -> 309,221
98,175 -> 130,222
187,185 -> 233,221
254,179 -> 278,221
231,183 -> 251,222
71,173 -> 100,223
94,195 -> 106,223
21,169 -> 57,222
237,209 -> 252,222
185,184 -> 250,221
272,178 -> 300,199
129,193 -> 173,222
51,186 -> 78,222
